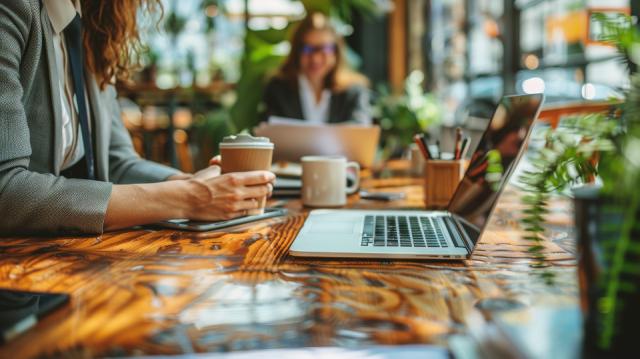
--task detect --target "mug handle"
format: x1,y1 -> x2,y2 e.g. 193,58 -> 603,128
345,161 -> 360,195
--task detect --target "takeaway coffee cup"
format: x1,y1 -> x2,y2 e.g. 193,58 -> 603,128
219,134 -> 274,215
301,156 -> 360,207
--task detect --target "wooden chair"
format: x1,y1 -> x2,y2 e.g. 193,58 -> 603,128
538,100 -> 621,183
538,101 -> 619,128
173,129 -> 194,174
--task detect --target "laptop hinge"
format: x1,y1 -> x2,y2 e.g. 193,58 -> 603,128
448,215 -> 477,253
442,216 -> 471,254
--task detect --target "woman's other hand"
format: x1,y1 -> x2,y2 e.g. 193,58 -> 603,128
209,155 -> 221,167
192,163 -> 221,180
167,156 -> 222,181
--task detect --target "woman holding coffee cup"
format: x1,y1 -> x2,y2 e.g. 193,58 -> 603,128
0,1 -> 274,235
262,12 -> 372,125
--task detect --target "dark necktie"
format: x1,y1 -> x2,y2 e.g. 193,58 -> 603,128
64,13 -> 95,180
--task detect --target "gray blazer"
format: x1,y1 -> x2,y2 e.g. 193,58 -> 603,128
0,0 -> 180,235
262,77 -> 372,125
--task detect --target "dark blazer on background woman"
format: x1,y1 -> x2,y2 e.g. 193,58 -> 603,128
262,77 -> 372,125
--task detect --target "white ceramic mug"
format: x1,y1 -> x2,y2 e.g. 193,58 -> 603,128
301,156 -> 360,207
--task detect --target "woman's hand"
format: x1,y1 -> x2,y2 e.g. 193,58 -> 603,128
104,168 -> 274,231
183,170 -> 275,221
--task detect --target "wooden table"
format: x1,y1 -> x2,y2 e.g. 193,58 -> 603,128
0,162 -> 578,358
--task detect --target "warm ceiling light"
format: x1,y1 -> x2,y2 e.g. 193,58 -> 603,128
484,19 -> 500,38
524,54 -> 540,70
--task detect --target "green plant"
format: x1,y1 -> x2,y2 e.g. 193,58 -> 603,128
594,71 -> 640,354
192,107 -> 237,168
229,26 -> 292,132
518,113 -> 618,274
518,13 -> 640,351
519,13 -> 638,273
373,70 -> 442,158
302,0 -> 390,21
593,12 -> 640,73
142,47 -> 160,67
164,9 -> 187,43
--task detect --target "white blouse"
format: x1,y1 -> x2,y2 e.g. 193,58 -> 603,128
44,0 -> 87,171
298,75 -> 331,124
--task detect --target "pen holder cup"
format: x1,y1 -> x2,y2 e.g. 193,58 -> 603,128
423,160 -> 466,208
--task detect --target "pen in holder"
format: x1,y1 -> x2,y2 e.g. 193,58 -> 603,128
423,159 -> 466,208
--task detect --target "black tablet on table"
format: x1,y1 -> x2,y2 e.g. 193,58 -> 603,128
157,208 -> 288,232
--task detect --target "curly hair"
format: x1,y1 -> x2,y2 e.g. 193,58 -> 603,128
81,0 -> 162,89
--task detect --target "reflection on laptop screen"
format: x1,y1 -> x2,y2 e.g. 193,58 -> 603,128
447,94 -> 544,244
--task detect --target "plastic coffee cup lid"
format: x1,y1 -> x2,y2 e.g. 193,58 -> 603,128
219,134 -> 274,149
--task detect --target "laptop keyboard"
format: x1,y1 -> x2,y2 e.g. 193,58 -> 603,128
361,215 -> 450,248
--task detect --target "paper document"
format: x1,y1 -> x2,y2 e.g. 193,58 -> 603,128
268,116 -> 317,126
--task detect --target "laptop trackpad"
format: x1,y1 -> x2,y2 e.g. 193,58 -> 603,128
308,221 -> 357,234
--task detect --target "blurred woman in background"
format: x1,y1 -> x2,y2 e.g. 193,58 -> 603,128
263,12 -> 372,125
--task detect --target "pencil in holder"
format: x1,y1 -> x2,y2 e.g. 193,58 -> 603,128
423,160 -> 466,208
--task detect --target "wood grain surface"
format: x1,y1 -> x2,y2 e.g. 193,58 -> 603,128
0,162 -> 577,358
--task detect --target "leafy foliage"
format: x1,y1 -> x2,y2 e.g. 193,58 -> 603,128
373,71 -> 442,158
518,13 -> 640,350
592,13 -> 640,72
163,10 -> 187,41
229,26 -> 291,132
574,19 -> 640,350
518,113 -> 619,276
301,0 -> 389,22
191,108 -> 237,168
596,71 -> 640,351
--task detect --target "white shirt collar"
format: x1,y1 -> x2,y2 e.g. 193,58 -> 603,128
44,0 -> 82,35
298,75 -> 331,124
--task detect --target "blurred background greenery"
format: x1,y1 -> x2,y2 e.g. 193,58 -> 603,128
119,0 -> 637,170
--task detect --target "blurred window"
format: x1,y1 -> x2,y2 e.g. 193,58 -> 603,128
516,0 -> 631,102
141,0 -> 304,88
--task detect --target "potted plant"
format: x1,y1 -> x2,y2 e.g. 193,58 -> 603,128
373,70 -> 442,159
573,76 -> 639,358
518,14 -> 640,357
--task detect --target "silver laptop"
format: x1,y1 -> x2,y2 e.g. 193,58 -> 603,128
289,94 -> 544,260
254,119 -> 380,167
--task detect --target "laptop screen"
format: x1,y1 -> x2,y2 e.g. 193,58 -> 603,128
447,94 -> 544,244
